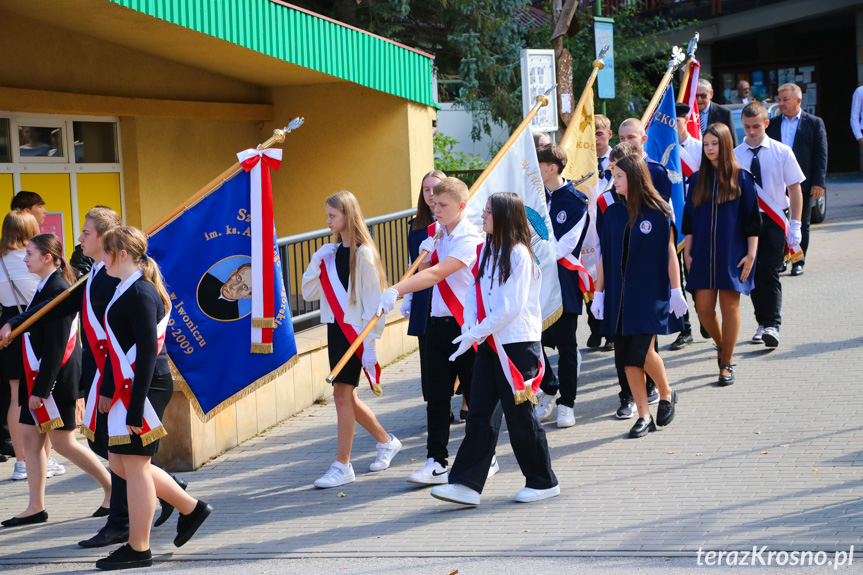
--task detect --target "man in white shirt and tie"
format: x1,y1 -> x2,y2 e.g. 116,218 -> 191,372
584,114 -> 613,350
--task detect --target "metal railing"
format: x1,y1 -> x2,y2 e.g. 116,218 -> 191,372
278,207 -> 417,332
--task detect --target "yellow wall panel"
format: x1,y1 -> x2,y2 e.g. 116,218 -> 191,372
19,174 -> 73,258
77,173 -> 122,230
0,175 -> 13,215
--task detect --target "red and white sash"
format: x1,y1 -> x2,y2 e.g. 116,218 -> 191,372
79,264 -> 109,441
238,148 -> 282,354
555,210 -> 595,301
472,244 -> 545,405
22,316 -> 78,433
757,196 -> 804,263
597,191 -> 616,214
105,272 -> 170,447
319,253 -> 382,396
427,223 -> 466,325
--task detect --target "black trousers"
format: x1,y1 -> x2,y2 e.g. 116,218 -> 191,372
586,305 -> 602,339
89,410 -> 130,531
448,341 -> 557,494
752,217 -> 785,328
422,317 -> 474,466
800,190 -> 813,263
679,250 -> 692,335
539,312 -> 579,407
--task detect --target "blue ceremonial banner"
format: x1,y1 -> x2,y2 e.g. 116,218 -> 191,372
645,83 -> 685,228
148,169 -> 298,420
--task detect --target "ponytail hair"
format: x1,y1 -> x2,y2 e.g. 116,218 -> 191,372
102,226 -> 171,314
29,233 -> 76,284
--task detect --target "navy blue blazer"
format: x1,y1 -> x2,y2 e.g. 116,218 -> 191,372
406,219 -> 432,337
547,181 -> 590,314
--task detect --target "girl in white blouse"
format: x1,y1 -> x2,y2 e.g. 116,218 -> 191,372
301,191 -> 401,489
431,192 -> 559,506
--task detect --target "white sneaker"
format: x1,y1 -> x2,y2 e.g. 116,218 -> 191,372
406,458 -> 448,485
12,461 -> 26,481
369,434 -> 401,471
430,483 -> 481,506
46,458 -> 65,478
487,456 -> 499,479
535,390 -> 556,421
762,326 -> 779,348
313,461 -> 355,489
557,405 -> 576,428
514,485 -> 561,503
752,325 -> 765,343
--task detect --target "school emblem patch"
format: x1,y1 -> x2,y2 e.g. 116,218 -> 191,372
640,221 -> 652,234
556,211 -> 567,224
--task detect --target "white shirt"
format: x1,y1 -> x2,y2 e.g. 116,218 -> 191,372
734,135 -> 805,213
463,244 -> 542,345
679,134 -> 702,171
851,86 -> 863,140
423,216 -> 482,318
780,110 -> 801,149
0,250 -> 40,308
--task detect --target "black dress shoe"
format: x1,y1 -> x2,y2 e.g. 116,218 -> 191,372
586,333 -> 603,348
629,417 -> 656,438
700,324 -> 710,339
656,391 -> 678,426
154,476 -> 189,527
790,262 -> 804,276
79,526 -> 130,548
603,337 -> 615,351
174,500 -> 212,547
718,365 -> 735,387
92,506 -> 111,518
779,262 -> 787,273
95,544 -> 152,571
2,510 -> 48,527
669,332 -> 693,351
459,409 -> 469,423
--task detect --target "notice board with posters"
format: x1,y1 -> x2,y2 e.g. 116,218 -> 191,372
520,49 -> 559,133
717,61 -> 819,115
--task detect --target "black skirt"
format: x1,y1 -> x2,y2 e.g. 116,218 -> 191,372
327,322 -> 363,387
19,393 -> 78,432
1,305 -> 25,382
108,372 -> 174,457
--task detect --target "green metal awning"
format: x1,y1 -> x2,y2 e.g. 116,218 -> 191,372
108,0 -> 437,107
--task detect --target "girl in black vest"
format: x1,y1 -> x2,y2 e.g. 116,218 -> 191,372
96,227 -> 211,570
2,234 -> 112,527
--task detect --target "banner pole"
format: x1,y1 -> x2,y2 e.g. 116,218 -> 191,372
676,33 -> 700,104
641,46 -> 686,126
325,89 -> 555,385
560,45 -> 609,148
3,120 -> 305,346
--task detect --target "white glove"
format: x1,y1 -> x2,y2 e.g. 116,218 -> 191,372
449,331 -> 479,362
670,288 -> 688,319
788,219 -> 802,246
399,293 -> 413,318
376,287 -> 399,317
311,243 -> 338,263
590,291 -> 605,320
361,343 -> 377,375
419,237 -> 436,259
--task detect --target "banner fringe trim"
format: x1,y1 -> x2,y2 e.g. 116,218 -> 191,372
251,342 -> 274,354
542,305 -> 564,331
252,317 -> 276,329
172,354 -> 299,423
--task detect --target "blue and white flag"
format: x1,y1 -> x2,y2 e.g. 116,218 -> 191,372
148,169 -> 298,420
645,83 -> 685,228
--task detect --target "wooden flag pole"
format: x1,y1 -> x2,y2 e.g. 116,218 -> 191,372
3,120 -> 305,346
560,45 -> 609,148
640,46 -> 686,125
325,88 -> 556,385
676,33 -> 700,104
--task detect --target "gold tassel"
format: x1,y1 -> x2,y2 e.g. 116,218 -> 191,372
108,434 -> 132,446
252,317 -> 276,329
169,354 -> 299,423
514,389 -> 527,405
542,305 -> 564,331
788,251 -> 804,263
250,342 -> 274,354
37,417 -> 63,434
139,426 -> 168,447
524,390 -> 538,405
371,383 -> 383,397
78,425 -> 95,442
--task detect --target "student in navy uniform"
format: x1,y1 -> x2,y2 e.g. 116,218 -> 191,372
585,114 -> 614,350
592,155 -> 687,439
2,234 -> 112,528
95,227 -> 212,570
595,143 -> 660,420
533,143 -> 589,429
683,123 -> 761,386
430,192 -> 559,506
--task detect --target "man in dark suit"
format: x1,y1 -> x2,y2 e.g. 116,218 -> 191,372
766,83 -> 828,276
696,79 -> 738,147
197,262 -> 252,320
